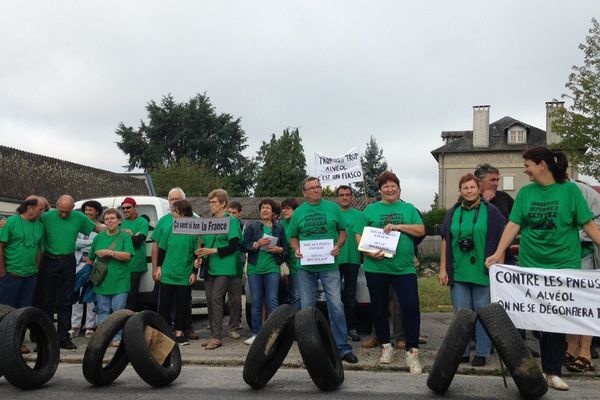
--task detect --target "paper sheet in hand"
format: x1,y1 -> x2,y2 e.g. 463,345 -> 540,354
299,239 -> 335,265
357,226 -> 399,258
260,233 -> 278,250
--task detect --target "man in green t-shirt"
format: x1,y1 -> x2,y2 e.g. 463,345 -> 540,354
120,197 -> 149,311
287,177 -> 358,364
37,194 -> 105,350
335,185 -> 362,342
0,196 -> 45,308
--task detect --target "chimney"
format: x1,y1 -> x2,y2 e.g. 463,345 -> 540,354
472,105 -> 490,148
546,101 -> 565,145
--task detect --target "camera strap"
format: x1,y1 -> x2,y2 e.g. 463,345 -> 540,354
458,206 -> 480,239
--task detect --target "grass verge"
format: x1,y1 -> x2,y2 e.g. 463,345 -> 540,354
418,276 -> 452,312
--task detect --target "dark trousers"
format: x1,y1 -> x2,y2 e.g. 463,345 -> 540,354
540,331 -> 566,376
126,271 -> 143,311
158,283 -> 191,331
339,263 -> 359,331
365,272 -> 420,350
0,273 -> 38,307
36,255 -> 76,342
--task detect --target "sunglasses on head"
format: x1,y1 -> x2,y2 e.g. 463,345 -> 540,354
122,206 -> 133,210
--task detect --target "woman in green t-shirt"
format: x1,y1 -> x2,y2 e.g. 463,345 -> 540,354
439,173 -> 507,367
156,199 -> 199,346
241,199 -> 287,345
486,147 -> 600,391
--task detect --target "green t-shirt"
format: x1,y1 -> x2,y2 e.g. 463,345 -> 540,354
450,204 -> 489,286
354,201 -> 423,275
247,225 -> 280,275
338,207 -> 362,265
280,219 -> 299,274
40,209 -> 96,255
152,213 -> 173,244
286,199 -> 344,272
89,230 -> 135,295
510,181 -> 593,269
121,216 -> 149,272
0,215 -> 44,276
158,229 -> 199,285
203,215 -> 242,276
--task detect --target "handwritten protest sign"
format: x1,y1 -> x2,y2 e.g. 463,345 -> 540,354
490,264 -> 600,336
299,239 -> 335,265
314,147 -> 363,187
172,217 -> 230,235
357,226 -> 399,258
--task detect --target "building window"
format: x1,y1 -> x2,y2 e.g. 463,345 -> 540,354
503,176 -> 514,191
508,126 -> 526,144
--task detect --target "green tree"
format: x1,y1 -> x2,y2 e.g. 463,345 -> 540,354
150,158 -> 224,197
421,208 -> 447,236
552,18 -> 600,179
357,136 -> 388,198
116,93 -> 255,195
254,128 -> 306,197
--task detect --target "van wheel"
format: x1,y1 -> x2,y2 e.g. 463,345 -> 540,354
82,309 -> 134,386
294,307 -> 344,391
478,303 -> 547,399
427,308 -> 477,395
243,304 -> 297,389
0,307 -> 59,389
123,310 -> 182,387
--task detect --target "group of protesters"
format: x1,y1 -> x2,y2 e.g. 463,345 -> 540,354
1,146 -> 599,388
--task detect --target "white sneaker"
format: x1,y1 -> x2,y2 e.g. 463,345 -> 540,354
379,343 -> 394,364
68,328 -> 80,338
405,348 -> 422,374
244,335 -> 256,345
544,374 -> 569,391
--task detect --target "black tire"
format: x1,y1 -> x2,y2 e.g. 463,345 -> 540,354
0,305 -> 15,379
82,309 -> 135,386
243,304 -> 297,389
123,310 -> 182,387
0,307 -> 59,389
478,303 -> 547,399
427,308 -> 477,395
294,307 -> 344,391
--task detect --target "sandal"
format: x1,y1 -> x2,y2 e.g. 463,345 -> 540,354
566,356 -> 595,372
563,352 -> 576,366
205,338 -> 222,350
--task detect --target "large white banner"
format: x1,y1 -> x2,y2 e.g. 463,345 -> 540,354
314,147 -> 363,187
490,264 -> 600,336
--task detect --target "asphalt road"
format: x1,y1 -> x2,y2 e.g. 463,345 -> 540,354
1,364 -> 599,399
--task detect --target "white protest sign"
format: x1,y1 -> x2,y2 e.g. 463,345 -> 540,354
172,217 -> 230,235
314,147 -> 363,187
260,233 -> 278,250
490,264 -> 600,336
299,239 -> 335,265
357,226 -> 399,258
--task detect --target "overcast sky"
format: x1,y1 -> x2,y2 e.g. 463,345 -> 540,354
1,1 -> 597,209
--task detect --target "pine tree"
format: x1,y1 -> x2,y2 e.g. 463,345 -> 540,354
357,136 -> 388,198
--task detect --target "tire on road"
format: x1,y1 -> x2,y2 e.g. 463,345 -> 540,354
427,308 -> 477,395
0,307 -> 59,389
0,304 -> 15,379
478,303 -> 547,399
123,310 -> 182,387
294,306 -> 344,391
243,304 -> 297,389
82,309 -> 135,386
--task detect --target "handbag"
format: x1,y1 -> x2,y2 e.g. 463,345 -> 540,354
90,235 -> 120,286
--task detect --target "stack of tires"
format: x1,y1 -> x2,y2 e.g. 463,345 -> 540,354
0,305 -> 60,390
427,304 -> 548,399
243,305 -> 344,391
83,310 -> 181,387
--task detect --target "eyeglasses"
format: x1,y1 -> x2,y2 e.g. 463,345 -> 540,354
304,185 -> 322,191
208,200 -> 220,204
121,206 -> 133,210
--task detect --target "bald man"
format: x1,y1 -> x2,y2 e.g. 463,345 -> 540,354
37,195 -> 105,350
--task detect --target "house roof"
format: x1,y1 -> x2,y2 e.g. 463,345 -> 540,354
0,145 -> 150,205
431,116 -> 548,161
188,196 -> 377,220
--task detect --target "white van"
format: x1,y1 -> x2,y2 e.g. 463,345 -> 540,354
74,196 -> 207,309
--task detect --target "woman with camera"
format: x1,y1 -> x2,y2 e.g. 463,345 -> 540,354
439,173 -> 507,367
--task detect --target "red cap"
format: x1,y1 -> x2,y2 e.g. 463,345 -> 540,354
121,197 -> 137,206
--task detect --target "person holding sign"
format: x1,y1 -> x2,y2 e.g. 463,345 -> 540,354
486,147 -> 600,391
354,171 -> 425,372
287,177 -> 358,364
241,199 -> 287,345
156,199 -> 199,346
439,173 -> 508,367
195,189 -> 243,350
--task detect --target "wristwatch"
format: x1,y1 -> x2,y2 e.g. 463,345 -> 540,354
110,251 -> 115,257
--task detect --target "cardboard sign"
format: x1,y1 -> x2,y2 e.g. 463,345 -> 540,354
299,239 -> 335,265
357,226 -> 399,258
172,217 -> 230,235
144,326 -> 176,365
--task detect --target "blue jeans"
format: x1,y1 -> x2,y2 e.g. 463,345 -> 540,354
339,263 -> 359,331
96,293 -> 128,341
451,281 -> 492,357
248,272 -> 280,335
298,269 -> 352,357
365,272 -> 421,350
288,272 -> 301,311
0,273 -> 38,307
